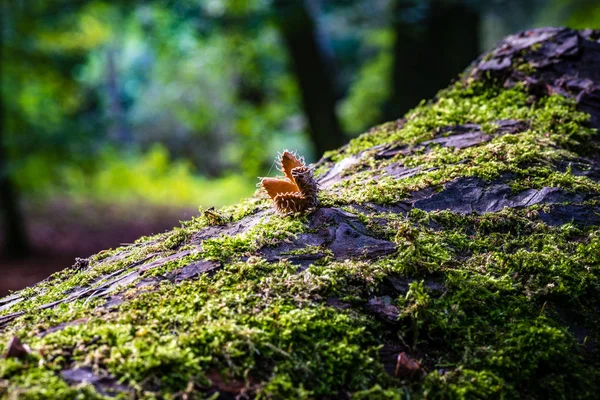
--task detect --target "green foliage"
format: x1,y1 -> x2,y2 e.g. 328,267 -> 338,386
64,145 -> 255,207
2,0 -> 309,207
540,0 -> 600,29
2,2 -> 110,185
18,144 -> 255,208
5,0 -> 594,210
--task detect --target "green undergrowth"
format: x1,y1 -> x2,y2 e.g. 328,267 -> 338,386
2,70 -> 600,398
20,145 -> 256,209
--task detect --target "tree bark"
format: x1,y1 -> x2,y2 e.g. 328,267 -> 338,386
273,0 -> 345,156
106,46 -> 132,144
0,132 -> 30,258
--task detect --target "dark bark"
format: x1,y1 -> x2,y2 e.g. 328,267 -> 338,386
273,0 -> 345,156
0,2 -> 30,258
385,0 -> 481,121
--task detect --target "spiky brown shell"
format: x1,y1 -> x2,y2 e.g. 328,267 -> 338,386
259,151 -> 319,215
273,192 -> 313,214
291,166 -> 319,208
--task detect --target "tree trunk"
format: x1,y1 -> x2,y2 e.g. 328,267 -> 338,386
106,46 -> 132,144
1,28 -> 600,399
385,0 -> 481,121
0,133 -> 30,258
273,0 -> 345,156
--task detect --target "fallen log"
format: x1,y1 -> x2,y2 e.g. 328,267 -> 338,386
1,27 -> 599,399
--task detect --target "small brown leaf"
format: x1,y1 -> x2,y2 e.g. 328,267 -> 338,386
5,336 -> 31,359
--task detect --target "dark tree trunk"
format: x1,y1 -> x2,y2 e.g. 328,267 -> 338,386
106,47 -> 131,144
0,133 -> 30,258
385,0 -> 480,121
273,0 -> 345,156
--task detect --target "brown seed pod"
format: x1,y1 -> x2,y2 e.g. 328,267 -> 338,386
260,151 -> 319,215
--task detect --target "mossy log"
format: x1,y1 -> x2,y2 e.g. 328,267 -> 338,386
2,27 -> 600,399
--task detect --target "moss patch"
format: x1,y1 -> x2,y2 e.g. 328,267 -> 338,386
322,82 -> 598,206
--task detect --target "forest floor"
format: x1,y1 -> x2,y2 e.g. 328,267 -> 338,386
0,199 -> 198,296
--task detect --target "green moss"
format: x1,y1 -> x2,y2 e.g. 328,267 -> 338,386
0,363 -> 109,399
423,369 -> 506,399
3,203 -> 600,398
531,42 -> 543,51
201,215 -> 307,262
0,246 -> 161,319
180,198 -> 267,233
162,228 -> 189,250
351,384 -> 405,399
1,257 -> 390,398
0,198 -> 272,320
515,60 -> 536,75
326,82 -> 597,206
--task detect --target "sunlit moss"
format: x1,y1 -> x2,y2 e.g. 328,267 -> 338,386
325,82 -> 598,206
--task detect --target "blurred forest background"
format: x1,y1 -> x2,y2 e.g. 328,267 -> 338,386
1,0 -> 599,295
